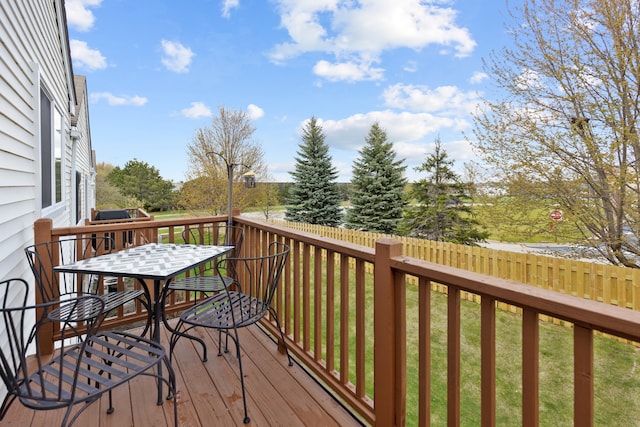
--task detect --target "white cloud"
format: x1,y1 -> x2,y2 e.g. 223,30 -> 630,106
69,39 -> 107,71
160,40 -> 195,73
222,0 -> 240,18
247,104 -> 265,120
314,110 -> 455,152
382,83 -> 482,115
269,0 -> 476,81
65,0 -> 102,32
313,59 -> 384,82
90,92 -> 148,106
470,71 -> 488,84
515,69 -> 542,90
181,102 -> 213,118
403,61 -> 418,73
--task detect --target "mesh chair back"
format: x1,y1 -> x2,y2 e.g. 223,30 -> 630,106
218,241 -> 289,327
182,223 -> 244,277
183,223 -> 244,256
24,236 -> 113,304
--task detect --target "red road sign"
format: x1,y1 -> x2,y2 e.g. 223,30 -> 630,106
550,209 -> 563,221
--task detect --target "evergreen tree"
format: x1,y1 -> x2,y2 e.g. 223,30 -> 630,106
107,159 -> 175,211
402,138 -> 488,245
285,117 -> 342,226
345,122 -> 407,233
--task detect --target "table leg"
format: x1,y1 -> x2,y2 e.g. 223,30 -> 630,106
154,279 -> 163,405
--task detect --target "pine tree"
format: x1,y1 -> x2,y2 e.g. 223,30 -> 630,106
402,137 -> 488,245
345,123 -> 407,233
285,117 -> 342,226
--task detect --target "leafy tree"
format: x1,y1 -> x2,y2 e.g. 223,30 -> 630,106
285,117 -> 342,226
176,176 -> 216,213
473,0 -> 640,266
253,182 -> 281,220
345,122 -> 407,233
95,162 -> 141,209
106,159 -> 174,211
402,138 -> 488,245
184,107 -> 265,215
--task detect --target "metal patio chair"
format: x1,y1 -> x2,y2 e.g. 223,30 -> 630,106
161,223 -> 244,352
24,236 -> 148,324
0,277 -> 178,426
168,241 -> 293,424
168,223 -> 244,297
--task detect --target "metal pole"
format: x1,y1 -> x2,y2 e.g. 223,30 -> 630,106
227,163 -> 233,225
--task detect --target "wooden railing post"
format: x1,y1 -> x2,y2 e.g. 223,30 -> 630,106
374,237 -> 404,426
33,218 -> 55,355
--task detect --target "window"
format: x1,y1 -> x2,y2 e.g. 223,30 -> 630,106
76,171 -> 82,223
40,88 -> 63,208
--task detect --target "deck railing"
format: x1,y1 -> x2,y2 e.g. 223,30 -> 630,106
33,215 -> 640,426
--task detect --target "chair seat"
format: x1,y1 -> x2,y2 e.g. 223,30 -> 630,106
102,289 -> 145,312
180,291 -> 266,329
168,275 -> 234,293
19,330 -> 166,410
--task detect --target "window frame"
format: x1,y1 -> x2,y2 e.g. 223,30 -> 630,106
40,86 -> 65,212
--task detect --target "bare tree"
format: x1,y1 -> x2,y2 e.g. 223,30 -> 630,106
473,0 -> 640,267
184,107 -> 265,215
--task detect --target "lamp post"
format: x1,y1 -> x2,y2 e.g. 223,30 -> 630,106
208,151 -> 252,225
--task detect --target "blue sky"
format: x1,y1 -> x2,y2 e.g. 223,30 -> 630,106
65,0 -> 511,183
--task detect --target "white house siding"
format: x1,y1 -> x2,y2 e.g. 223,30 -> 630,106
72,74 -> 96,224
0,0 -> 94,293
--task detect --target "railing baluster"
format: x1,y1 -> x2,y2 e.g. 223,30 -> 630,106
574,325 -> 594,426
340,253 -> 350,385
314,246 -> 322,362
326,250 -> 335,374
481,296 -> 496,426
418,278 -> 431,427
523,309 -> 539,427
447,287 -> 461,427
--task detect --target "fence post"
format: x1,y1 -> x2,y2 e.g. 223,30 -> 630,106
374,237 -> 404,426
33,218 -> 55,355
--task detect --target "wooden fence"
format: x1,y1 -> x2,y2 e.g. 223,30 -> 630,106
265,219 -> 640,312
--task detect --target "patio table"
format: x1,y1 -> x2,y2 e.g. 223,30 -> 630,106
54,242 -> 232,404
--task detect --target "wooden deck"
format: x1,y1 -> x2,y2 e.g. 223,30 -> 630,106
2,319 -> 364,426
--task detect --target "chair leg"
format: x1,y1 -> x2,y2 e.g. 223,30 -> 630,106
164,289 -> 211,362
138,281 -> 153,338
230,327 -> 250,424
107,389 -> 114,414
170,319 -> 208,363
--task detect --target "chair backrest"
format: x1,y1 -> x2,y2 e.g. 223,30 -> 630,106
182,224 -> 245,276
0,278 -> 104,419
221,241 -> 290,323
182,223 -> 244,257
24,236 -> 113,304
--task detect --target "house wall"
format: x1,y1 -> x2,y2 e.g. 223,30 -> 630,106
72,74 -> 97,223
0,0 -> 94,287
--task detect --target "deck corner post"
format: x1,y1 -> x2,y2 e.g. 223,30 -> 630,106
33,218 -> 55,355
374,237 -> 403,426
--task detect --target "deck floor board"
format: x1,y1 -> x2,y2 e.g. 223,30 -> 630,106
2,319 -> 363,426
